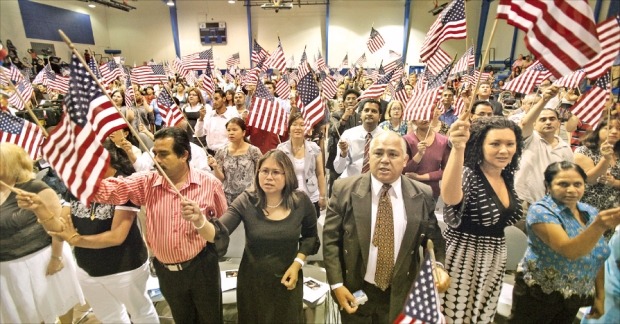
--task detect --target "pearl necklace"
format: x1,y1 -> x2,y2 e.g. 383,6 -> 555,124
266,198 -> 284,208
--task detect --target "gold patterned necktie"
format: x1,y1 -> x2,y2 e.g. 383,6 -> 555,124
373,184 -> 394,290
362,132 -> 372,174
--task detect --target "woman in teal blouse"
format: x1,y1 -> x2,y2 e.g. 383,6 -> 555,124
509,161 -> 620,323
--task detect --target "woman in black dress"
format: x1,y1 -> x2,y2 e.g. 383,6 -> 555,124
220,150 -> 319,323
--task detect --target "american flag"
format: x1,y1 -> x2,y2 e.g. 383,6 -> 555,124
321,75 -> 338,100
297,64 -> 325,133
8,80 -> 34,110
0,64 -> 26,86
182,49 -> 214,71
41,55 -> 127,205
359,69 -> 395,101
553,69 -> 585,89
420,0 -> 467,62
268,41 -> 287,72
44,66 -> 70,94
571,72 -> 610,127
453,95 -> 467,116
338,54 -> 349,72
242,67 -> 261,88
383,56 -> 403,74
248,81 -> 288,136
389,50 -> 402,59
502,60 -> 551,94
405,64 -> 451,121
32,66 -> 46,85
316,51 -> 328,73
99,60 -> 122,85
497,0 -> 600,78
464,68 -> 492,85
199,61 -> 215,97
366,27 -> 386,53
252,39 -> 269,66
171,57 -> 189,77
124,75 -> 135,106
300,48 -> 308,65
156,89 -> 184,127
353,53 -> 367,68
276,73 -> 291,100
131,65 -> 166,86
583,16 -> 620,80
451,46 -> 474,76
226,52 -> 241,67
394,253 -> 445,324
425,48 -> 452,76
0,112 -> 44,160
87,56 -> 101,80
392,80 -> 410,105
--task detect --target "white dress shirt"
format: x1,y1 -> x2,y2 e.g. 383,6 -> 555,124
333,126 -> 384,178
364,175 -> 407,285
194,107 -> 239,151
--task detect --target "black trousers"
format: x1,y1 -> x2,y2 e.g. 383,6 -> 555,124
508,272 -> 590,324
340,281 -> 391,324
154,246 -> 223,324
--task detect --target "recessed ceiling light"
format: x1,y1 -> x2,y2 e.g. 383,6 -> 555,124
228,0 -> 236,3
166,0 -> 175,7
88,2 -> 96,8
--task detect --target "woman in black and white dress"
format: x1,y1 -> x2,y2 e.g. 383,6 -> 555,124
440,117 -> 524,323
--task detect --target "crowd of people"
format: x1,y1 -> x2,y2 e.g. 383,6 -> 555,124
1,50 -> 620,324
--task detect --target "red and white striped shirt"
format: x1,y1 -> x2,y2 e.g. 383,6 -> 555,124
94,169 -> 228,264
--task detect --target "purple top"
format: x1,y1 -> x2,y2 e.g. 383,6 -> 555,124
402,132 -> 451,198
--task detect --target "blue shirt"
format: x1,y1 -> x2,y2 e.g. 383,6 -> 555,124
439,107 -> 457,127
521,195 -> 610,298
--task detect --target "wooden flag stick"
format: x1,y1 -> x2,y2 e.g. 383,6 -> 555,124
0,67 -> 49,138
460,19 -> 500,121
57,29 -> 184,199
0,180 -> 20,194
426,239 -> 441,285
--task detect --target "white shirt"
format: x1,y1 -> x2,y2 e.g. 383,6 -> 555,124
133,142 -> 211,172
514,131 -> 574,203
194,107 -> 239,151
364,175 -> 407,285
333,126 -> 384,178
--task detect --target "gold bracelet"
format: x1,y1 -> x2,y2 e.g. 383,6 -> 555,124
37,214 -> 55,224
51,255 -> 63,262
68,233 -> 80,245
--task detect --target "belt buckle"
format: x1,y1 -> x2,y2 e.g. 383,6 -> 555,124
165,263 -> 183,271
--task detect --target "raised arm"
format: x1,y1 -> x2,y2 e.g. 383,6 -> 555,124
519,86 -> 558,138
440,120 -> 470,205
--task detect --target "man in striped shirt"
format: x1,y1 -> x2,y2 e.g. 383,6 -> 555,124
93,127 -> 229,323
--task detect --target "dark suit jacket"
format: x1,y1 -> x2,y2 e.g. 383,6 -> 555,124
323,174 -> 446,322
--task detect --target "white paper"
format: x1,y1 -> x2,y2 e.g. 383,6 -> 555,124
302,277 -> 329,304
221,269 -> 239,292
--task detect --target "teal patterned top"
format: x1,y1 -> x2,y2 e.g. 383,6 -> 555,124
378,120 -> 408,136
521,195 -> 610,298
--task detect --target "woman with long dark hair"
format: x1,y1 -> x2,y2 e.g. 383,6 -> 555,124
440,116 -> 524,323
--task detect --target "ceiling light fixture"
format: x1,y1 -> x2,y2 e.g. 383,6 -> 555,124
166,0 -> 175,6
88,1 -> 96,7
228,0 -> 236,4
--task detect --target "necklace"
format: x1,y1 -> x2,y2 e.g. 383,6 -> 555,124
292,141 -> 304,154
266,198 -> 284,208
90,203 -> 98,221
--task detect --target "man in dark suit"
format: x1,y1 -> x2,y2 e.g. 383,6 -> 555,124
324,131 -> 449,323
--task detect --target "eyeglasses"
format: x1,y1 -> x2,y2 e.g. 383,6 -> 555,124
258,169 -> 284,178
